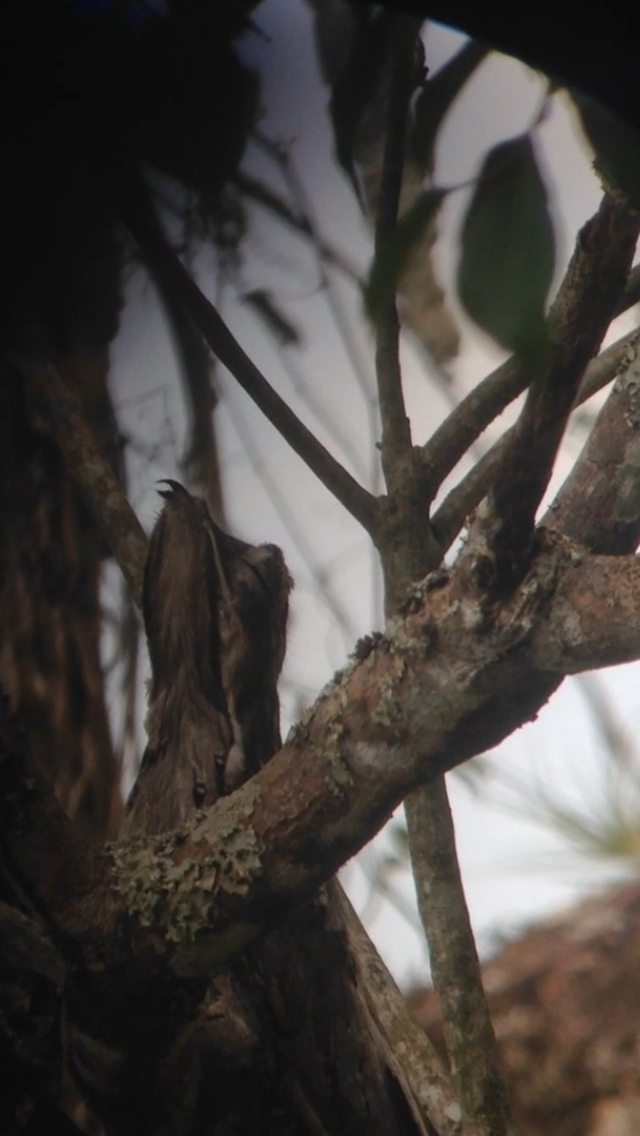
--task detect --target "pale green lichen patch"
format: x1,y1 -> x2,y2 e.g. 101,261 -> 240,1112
285,718 -> 310,748
109,793 -> 264,944
324,747 -> 353,799
371,653 -> 409,737
307,681 -> 354,798
386,614 -> 438,658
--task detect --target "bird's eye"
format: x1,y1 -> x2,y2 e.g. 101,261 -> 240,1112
192,779 -> 207,807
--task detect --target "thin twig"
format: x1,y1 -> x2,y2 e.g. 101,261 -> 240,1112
406,782 -> 515,1136
152,271 -> 227,521
418,262 -> 640,501
432,325 -> 640,550
486,203 -> 638,589
118,189 -> 379,534
235,171 -> 362,284
375,19 -> 417,492
254,132 -> 380,444
274,315 -> 371,484
419,353 -> 529,500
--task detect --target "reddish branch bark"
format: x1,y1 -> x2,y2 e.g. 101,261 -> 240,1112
4,532 -> 640,974
410,880 -> 640,1136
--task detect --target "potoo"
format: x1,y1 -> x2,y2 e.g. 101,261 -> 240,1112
122,481 -> 292,836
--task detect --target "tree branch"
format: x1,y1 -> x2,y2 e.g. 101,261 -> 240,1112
117,187 -> 379,533
418,258 -> 640,503
546,333 -> 640,553
375,18 -> 418,493
481,196 -> 639,590
5,537 -> 640,973
234,171 -> 362,284
335,884 -> 463,1136
432,326 -> 640,552
104,536 -> 640,976
372,28 -> 504,1128
406,782 -> 514,1136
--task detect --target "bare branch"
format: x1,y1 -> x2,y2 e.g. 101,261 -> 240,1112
119,191 -> 379,533
432,326 -> 640,551
153,273 -> 227,519
374,19 -> 419,493
418,255 -> 640,502
370,31 -> 505,1127
420,353 -> 529,501
235,170 -> 362,283
482,196 -> 639,590
406,782 -> 515,1136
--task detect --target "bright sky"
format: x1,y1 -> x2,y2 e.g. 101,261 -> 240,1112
108,0 -> 640,987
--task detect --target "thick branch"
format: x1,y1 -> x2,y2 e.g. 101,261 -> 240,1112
104,537 -> 640,977
4,536 -> 640,975
335,886 -> 462,1136
375,18 -> 418,492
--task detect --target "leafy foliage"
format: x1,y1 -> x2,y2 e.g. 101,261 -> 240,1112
458,134 -> 555,359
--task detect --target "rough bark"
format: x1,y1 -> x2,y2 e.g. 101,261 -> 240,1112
0,357 -> 122,849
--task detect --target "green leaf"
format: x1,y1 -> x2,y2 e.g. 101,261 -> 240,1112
364,187 -> 446,323
458,135 -> 555,360
572,92 -> 640,212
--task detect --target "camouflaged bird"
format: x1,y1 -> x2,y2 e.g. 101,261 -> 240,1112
122,481 -> 292,836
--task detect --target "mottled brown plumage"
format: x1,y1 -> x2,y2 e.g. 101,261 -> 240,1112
121,481 -> 291,836
209,524 -> 291,790
118,483 -> 424,1136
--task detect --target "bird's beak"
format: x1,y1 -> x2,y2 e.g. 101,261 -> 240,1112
157,478 -> 191,502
